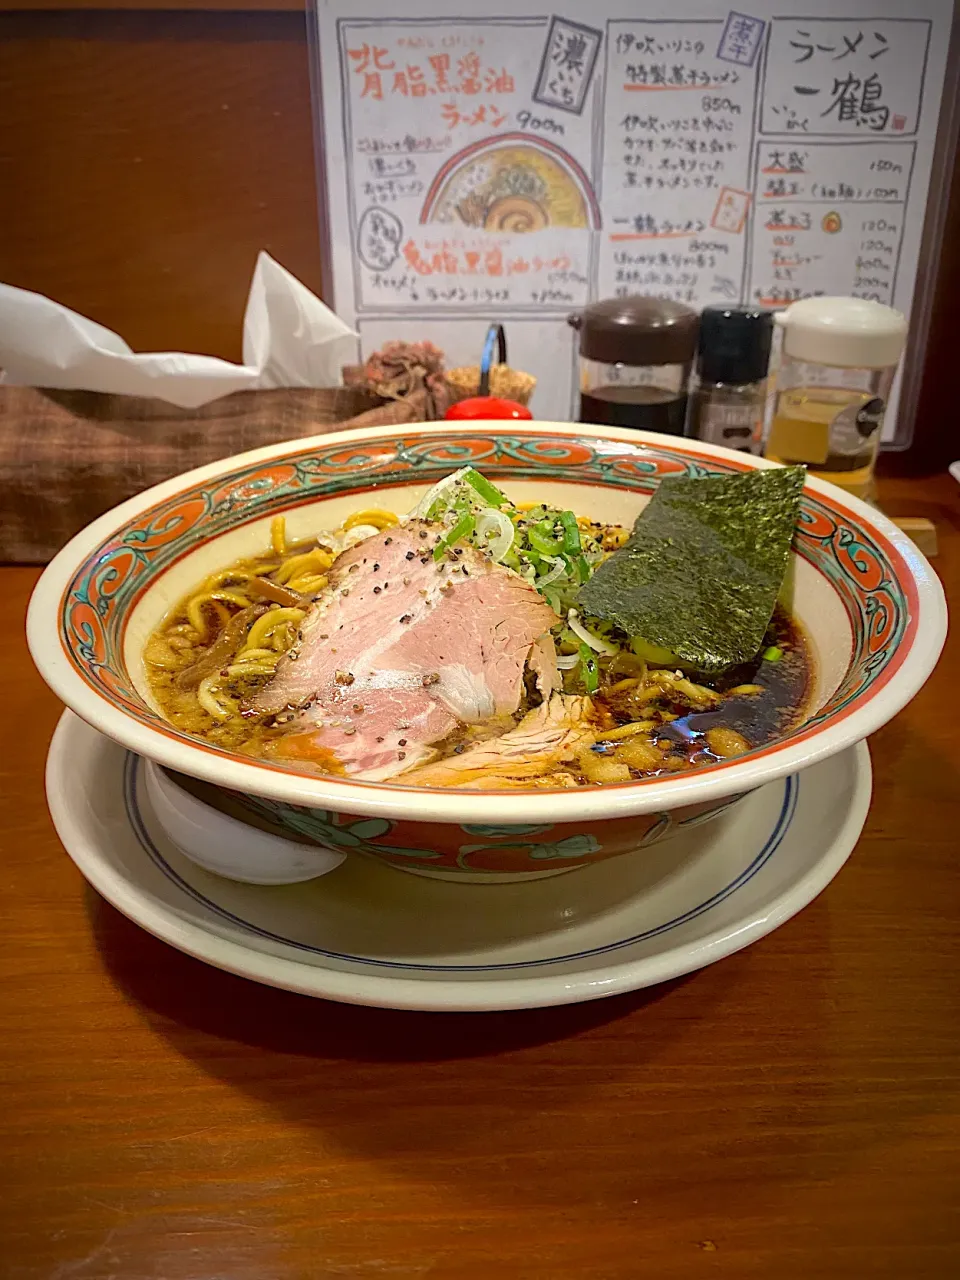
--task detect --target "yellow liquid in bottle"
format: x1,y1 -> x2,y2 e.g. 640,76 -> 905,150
765,388 -> 877,501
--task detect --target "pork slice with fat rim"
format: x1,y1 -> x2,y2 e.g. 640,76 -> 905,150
254,521 -> 557,778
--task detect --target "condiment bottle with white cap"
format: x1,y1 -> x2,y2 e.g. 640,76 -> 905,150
764,297 -> 907,500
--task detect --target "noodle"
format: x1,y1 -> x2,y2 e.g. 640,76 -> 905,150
225,661 -> 278,677
205,568 -> 254,590
274,550 -> 328,583
243,607 -> 306,653
286,573 -> 328,596
231,647 -> 278,664
343,508 -> 398,531
197,673 -> 237,722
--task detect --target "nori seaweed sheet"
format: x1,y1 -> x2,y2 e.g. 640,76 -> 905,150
576,466 -> 806,673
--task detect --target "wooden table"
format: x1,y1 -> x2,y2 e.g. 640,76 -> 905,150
2,474 -> 959,1279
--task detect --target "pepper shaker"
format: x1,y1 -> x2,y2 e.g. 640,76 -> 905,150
686,305 -> 774,454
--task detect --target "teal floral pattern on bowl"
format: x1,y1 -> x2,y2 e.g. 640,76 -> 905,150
232,795 -> 443,861
196,787 -> 749,875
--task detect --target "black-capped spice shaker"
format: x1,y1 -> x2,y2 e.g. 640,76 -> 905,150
687,305 -> 775,454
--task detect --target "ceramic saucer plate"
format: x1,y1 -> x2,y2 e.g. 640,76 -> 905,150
46,711 -> 871,1012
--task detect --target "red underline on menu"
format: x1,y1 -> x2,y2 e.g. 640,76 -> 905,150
623,83 -> 731,91
609,231 -> 696,241
762,166 -> 804,174
757,297 -> 796,306
764,224 -> 810,231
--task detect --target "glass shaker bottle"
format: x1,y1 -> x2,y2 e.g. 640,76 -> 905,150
687,305 -> 775,453
569,297 -> 699,435
764,297 -> 907,500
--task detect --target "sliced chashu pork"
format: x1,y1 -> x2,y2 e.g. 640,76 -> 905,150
253,521 -> 557,779
397,694 -> 597,789
527,632 -> 561,699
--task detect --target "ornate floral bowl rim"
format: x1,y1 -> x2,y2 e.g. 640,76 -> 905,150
28,420 -> 947,826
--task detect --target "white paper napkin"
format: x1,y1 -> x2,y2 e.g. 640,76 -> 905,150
0,252 -> 358,409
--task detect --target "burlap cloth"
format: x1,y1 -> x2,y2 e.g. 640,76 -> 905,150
0,385 -> 386,564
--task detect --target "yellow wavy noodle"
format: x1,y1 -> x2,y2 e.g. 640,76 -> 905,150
271,515 -> 287,556
185,589 -> 252,638
287,573 -> 328,595
242,607 -> 306,653
226,662 -> 276,677
343,508 -> 398,531
197,674 -> 237,722
274,550 -> 332,585
231,647 -> 277,665
205,568 -> 253,589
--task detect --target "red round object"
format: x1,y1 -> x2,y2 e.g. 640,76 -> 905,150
445,396 -> 533,421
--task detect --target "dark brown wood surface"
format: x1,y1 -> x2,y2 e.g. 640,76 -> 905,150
0,6 -> 323,363
1,474 -> 958,1277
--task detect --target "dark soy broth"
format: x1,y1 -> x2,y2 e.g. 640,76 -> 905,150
652,608 -> 810,766
580,385 -> 688,435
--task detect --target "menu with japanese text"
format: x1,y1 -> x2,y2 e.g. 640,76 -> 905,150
313,0 -> 953,436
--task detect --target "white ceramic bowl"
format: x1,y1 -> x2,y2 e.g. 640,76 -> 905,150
28,421 -> 946,881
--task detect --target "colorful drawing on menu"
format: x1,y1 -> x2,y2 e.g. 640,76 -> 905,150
711,186 -> 751,234
532,16 -> 603,115
420,135 -> 600,231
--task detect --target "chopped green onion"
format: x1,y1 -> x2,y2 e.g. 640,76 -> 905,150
762,644 -> 783,663
413,468 -> 605,609
528,520 -> 566,557
433,511 -> 475,560
462,468 -> 508,508
559,510 -> 582,554
578,641 -> 599,693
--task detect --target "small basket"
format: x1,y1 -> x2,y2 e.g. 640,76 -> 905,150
445,324 -> 536,406
444,363 -> 536,405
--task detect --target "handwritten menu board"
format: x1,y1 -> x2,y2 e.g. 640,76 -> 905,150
313,1 -> 953,434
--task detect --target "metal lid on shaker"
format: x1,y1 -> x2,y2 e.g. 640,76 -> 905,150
570,297 -> 699,365
776,296 -> 907,369
696,305 -> 774,385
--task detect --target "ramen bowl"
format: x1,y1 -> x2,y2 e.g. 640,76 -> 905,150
28,422 -> 946,883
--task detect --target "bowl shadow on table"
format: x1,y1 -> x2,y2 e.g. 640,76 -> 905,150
86,886 -> 700,1063
82,882 -> 945,1213
85,889 -> 767,1211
